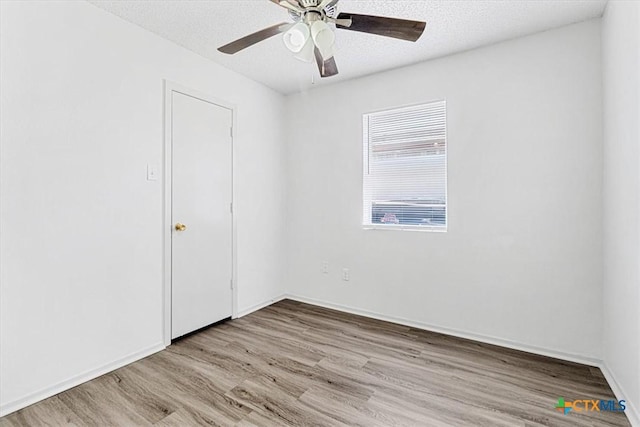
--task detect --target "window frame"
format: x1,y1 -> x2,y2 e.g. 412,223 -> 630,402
362,99 -> 448,233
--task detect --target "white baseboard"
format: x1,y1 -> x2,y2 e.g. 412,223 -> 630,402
600,363 -> 640,427
236,294 -> 287,318
0,342 -> 165,418
284,294 -> 602,367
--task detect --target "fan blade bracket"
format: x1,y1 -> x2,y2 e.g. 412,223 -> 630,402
327,17 -> 352,27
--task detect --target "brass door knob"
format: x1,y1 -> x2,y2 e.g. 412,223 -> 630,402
175,223 -> 187,231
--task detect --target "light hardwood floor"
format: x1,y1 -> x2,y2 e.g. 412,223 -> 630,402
0,300 -> 631,426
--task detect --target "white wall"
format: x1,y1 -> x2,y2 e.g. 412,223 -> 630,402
2,0 -> 632,419
285,20 -> 603,361
602,0 -> 640,424
0,1 -> 287,415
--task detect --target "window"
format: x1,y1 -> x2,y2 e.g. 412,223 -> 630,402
363,100 -> 447,231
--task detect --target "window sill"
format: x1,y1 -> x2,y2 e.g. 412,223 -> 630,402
363,224 -> 447,233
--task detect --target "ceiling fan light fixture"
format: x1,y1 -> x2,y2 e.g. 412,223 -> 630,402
283,22 -> 311,53
310,20 -> 335,60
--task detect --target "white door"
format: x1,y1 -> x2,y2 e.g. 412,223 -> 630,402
171,91 -> 233,339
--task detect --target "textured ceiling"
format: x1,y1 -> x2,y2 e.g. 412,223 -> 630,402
87,0 -> 607,94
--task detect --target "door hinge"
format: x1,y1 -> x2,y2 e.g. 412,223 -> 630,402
230,202 -> 233,213
230,279 -> 233,289
230,126 -> 233,138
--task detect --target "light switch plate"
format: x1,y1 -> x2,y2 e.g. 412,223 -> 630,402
147,164 -> 159,181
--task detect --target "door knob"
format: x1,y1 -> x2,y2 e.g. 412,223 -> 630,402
175,223 -> 187,231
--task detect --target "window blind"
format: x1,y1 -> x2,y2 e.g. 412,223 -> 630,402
363,100 -> 447,230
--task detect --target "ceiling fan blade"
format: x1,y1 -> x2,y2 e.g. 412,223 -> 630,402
218,22 -> 293,54
314,47 -> 338,78
335,13 -> 426,42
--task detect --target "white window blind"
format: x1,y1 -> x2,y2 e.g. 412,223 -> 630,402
363,100 -> 447,230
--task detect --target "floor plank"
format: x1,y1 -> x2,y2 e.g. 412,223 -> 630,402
0,300 -> 631,426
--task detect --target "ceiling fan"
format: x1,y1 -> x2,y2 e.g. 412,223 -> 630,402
217,0 -> 426,78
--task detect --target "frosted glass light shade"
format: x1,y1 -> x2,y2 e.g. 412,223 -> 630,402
294,36 -> 315,63
283,23 -> 310,53
310,20 -> 335,60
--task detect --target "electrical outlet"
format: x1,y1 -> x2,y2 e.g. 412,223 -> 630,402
322,261 -> 329,274
342,268 -> 350,281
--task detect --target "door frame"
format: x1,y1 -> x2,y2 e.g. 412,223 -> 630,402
163,80 -> 238,346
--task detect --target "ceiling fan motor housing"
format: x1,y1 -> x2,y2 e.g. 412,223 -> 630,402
288,0 -> 338,21
299,0 -> 320,7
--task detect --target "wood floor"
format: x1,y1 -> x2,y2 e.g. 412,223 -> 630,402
1,300 -> 630,426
